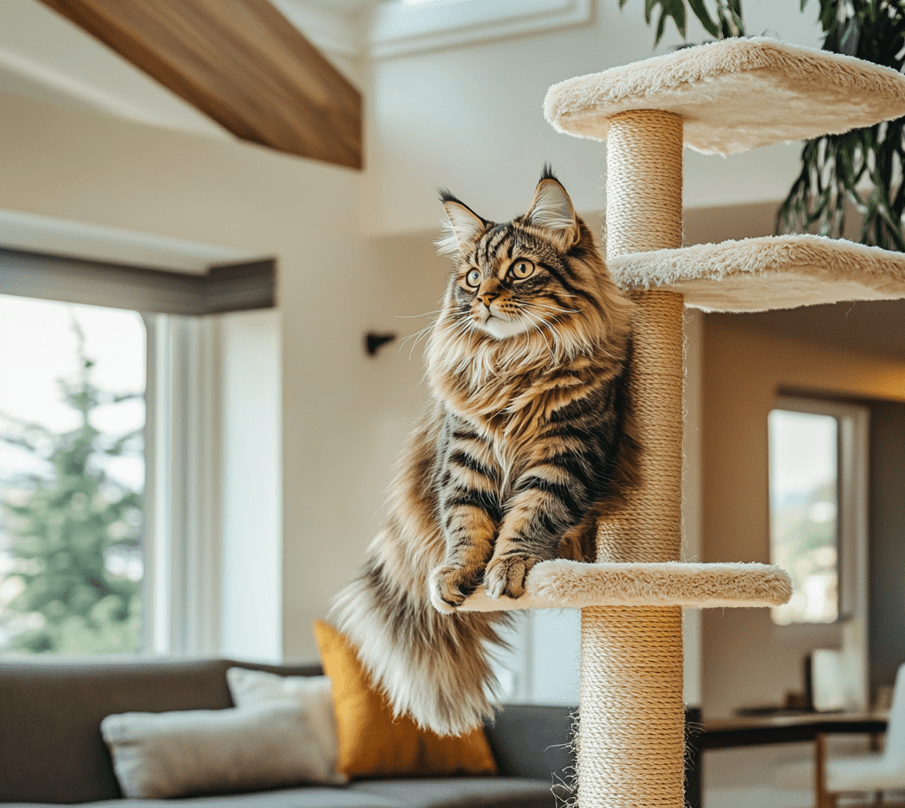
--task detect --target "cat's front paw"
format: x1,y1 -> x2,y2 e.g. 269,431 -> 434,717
483,553 -> 538,600
429,564 -> 483,614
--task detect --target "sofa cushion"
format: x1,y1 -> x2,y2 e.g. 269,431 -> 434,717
3,780 -> 557,808
227,667 -> 345,782
101,701 -> 341,797
349,777 -> 558,808
313,621 -> 498,780
0,656 -> 321,803
1,785 -> 403,808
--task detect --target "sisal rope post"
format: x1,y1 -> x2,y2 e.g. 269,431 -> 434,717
578,110 -> 687,808
579,606 -> 685,806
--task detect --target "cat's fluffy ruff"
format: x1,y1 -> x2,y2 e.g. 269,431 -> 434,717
332,171 -> 633,736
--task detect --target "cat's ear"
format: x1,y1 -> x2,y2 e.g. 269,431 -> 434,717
437,192 -> 487,258
525,168 -> 579,248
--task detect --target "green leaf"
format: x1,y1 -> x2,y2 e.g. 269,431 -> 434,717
838,16 -> 860,55
819,0 -> 838,33
655,6 -> 669,42
669,0 -> 687,37
716,4 -> 733,39
688,0 -> 721,37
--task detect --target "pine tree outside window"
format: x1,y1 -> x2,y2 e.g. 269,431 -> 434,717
0,295 -> 146,654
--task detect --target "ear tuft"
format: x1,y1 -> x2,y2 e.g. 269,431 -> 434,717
525,171 -> 579,247
540,163 -> 558,183
437,196 -> 487,258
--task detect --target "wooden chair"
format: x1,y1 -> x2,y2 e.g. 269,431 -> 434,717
815,664 -> 905,808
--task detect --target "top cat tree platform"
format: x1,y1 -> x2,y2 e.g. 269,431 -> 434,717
545,36 -> 905,154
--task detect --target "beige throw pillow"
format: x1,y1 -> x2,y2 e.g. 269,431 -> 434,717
101,702 -> 330,798
226,667 -> 345,783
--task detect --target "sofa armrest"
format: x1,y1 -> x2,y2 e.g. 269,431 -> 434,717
484,704 -> 575,782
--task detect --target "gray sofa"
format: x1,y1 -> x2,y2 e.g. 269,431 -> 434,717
0,657 -> 574,807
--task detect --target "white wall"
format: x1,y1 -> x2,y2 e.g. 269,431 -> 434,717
362,0 -> 825,236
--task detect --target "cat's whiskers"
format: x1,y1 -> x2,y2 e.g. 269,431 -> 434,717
395,308 -> 446,319
518,307 -> 558,365
531,302 -> 581,315
435,308 -> 472,333
511,300 -> 563,351
399,320 -> 440,361
399,319 -> 436,344
525,320 -> 556,365
431,313 -> 496,384
444,315 -> 477,350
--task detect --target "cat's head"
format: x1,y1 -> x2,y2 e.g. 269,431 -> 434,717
429,167 -> 631,378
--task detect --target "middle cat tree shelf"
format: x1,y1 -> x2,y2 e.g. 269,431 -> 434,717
609,234 -> 905,312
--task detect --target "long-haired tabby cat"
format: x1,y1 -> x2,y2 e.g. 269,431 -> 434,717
333,168 -> 635,736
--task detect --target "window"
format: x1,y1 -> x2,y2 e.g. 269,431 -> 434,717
768,397 -> 869,627
0,295 -> 145,653
1,242 -> 277,657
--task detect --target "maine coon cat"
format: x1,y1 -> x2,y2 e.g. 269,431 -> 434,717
333,168 -> 635,736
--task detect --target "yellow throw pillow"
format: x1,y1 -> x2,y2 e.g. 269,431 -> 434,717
313,620 -> 498,779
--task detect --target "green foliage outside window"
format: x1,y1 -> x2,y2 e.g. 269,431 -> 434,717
0,322 -> 143,654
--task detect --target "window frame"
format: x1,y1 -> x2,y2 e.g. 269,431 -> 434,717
142,313 -> 222,656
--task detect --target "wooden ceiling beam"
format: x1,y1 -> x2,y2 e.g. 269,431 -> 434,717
37,0 -> 363,169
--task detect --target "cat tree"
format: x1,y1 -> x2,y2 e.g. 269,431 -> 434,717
459,38 -> 905,807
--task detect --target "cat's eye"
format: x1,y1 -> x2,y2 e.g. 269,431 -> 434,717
465,268 -> 482,288
510,260 -> 535,280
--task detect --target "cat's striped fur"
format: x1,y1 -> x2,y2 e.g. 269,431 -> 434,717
332,169 -> 635,736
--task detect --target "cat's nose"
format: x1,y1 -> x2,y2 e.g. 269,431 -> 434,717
479,292 -> 499,307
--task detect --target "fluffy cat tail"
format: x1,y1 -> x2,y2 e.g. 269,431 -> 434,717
331,556 -> 512,737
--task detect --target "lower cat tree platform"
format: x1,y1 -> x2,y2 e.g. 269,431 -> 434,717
458,560 -> 791,612
458,37 -> 905,808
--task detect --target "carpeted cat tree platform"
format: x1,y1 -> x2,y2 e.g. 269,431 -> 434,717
458,38 -> 905,808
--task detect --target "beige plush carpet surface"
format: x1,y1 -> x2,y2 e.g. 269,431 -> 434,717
607,234 -> 905,312
545,37 -> 905,154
